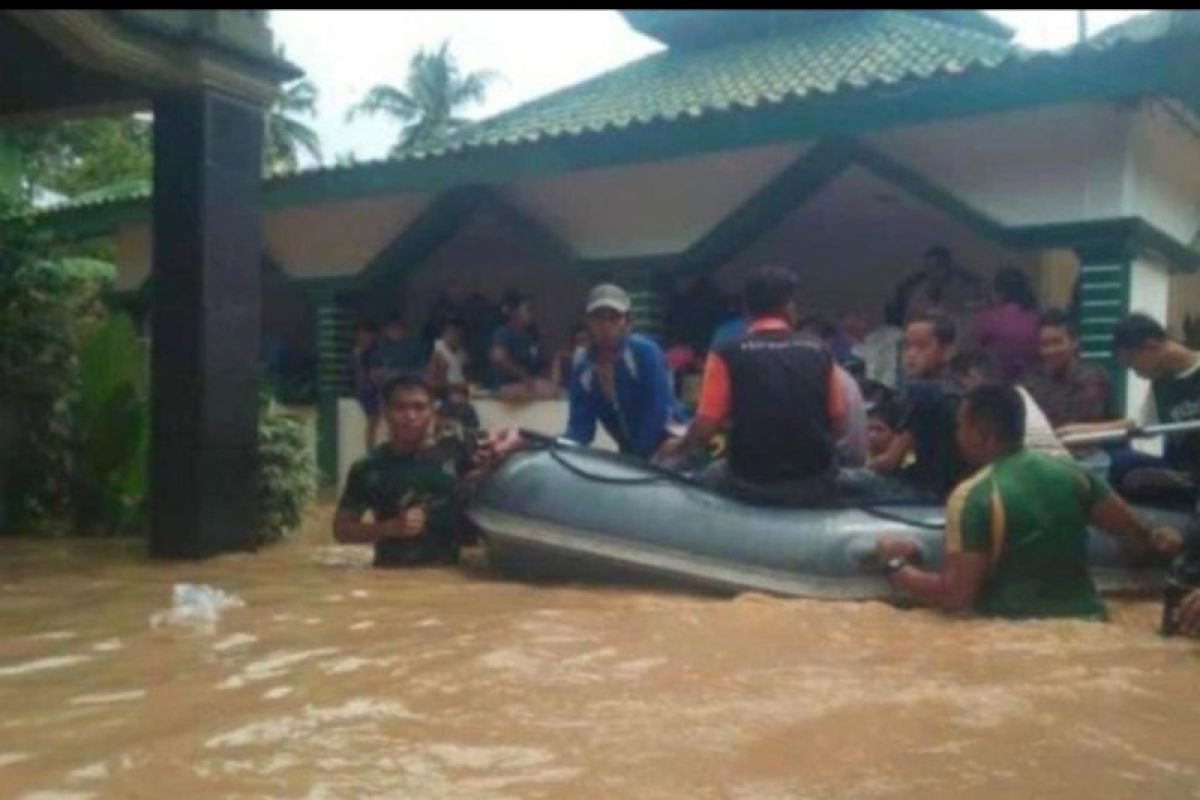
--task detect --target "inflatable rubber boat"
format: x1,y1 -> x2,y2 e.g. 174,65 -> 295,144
467,442 -> 1192,600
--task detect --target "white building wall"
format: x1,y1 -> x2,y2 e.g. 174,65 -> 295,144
868,102 -> 1131,227
1123,100 -> 1200,245
503,142 -> 807,260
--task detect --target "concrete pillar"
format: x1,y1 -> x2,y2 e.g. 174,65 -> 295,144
149,89 -> 265,558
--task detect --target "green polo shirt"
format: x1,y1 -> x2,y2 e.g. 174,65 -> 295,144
945,449 -> 1112,620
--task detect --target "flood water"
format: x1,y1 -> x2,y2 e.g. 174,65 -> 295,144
2,505 -> 1200,799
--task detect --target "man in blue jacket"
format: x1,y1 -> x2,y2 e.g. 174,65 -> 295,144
564,283 -> 684,458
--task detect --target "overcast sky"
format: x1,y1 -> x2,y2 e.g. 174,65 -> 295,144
269,10 -> 1154,168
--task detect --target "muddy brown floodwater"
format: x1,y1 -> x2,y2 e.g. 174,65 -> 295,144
2,505 -> 1199,799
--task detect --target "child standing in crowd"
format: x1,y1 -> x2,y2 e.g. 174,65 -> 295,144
427,317 -> 469,394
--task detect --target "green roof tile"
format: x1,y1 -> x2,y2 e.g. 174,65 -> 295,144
403,11 -> 1019,158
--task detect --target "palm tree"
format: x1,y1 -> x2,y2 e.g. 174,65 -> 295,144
347,40 -> 498,155
264,47 -> 323,175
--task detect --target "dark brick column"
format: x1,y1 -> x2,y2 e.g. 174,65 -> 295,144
149,89 -> 264,558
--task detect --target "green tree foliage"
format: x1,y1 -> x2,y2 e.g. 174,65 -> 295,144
347,40 -> 498,154
0,257 -> 115,529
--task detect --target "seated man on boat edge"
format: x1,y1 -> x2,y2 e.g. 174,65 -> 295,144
564,283 -> 687,459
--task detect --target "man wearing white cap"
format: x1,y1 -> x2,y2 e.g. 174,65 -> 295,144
564,283 -> 684,459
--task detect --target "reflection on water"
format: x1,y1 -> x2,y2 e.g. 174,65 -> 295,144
2,506 -> 1200,799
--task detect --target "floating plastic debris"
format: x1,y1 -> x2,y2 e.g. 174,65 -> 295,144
149,584 -> 244,632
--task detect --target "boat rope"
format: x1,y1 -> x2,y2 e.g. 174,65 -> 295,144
523,431 -> 947,531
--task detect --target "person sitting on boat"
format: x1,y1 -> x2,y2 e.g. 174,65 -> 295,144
1057,314 -> 1200,502
564,283 -> 685,459
867,312 -> 968,497
867,398 -> 903,462
655,266 -> 847,507
798,315 -> 868,467
333,373 -> 522,568
1023,308 -> 1112,431
876,383 -> 1181,619
949,348 -> 1069,459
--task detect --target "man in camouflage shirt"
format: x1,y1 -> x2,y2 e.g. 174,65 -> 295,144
334,373 -> 520,567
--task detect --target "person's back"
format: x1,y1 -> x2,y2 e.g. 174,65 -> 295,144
656,266 -> 844,505
974,267 -> 1040,382
954,449 -> 1107,618
718,325 -> 836,482
974,302 -> 1038,382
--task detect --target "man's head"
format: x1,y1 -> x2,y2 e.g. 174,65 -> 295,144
867,399 -> 902,459
445,383 -> 470,405
1038,308 -> 1079,375
923,245 -> 953,280
382,314 -> 406,340
1113,313 -> 1171,380
380,373 -> 436,449
584,283 -> 631,351
903,312 -> 956,378
957,383 -> 1025,467
949,349 -> 998,391
501,290 -> 534,328
744,266 -> 799,324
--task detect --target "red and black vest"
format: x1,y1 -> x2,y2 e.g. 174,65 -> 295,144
717,329 -> 836,483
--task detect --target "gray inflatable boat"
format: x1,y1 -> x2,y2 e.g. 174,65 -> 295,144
468,443 -> 1191,600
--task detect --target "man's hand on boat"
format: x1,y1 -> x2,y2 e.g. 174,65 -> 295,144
875,536 -> 922,565
464,428 -> 527,480
1147,526 -> 1185,558
653,435 -> 686,465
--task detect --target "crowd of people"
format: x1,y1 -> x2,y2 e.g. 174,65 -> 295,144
333,246 -> 1200,634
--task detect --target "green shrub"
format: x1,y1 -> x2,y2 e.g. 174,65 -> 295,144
72,314 -> 149,535
0,257 -> 114,528
257,394 -> 317,542
0,248 -> 317,541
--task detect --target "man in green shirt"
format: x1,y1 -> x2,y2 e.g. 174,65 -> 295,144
877,384 -> 1181,619
334,373 -> 522,567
